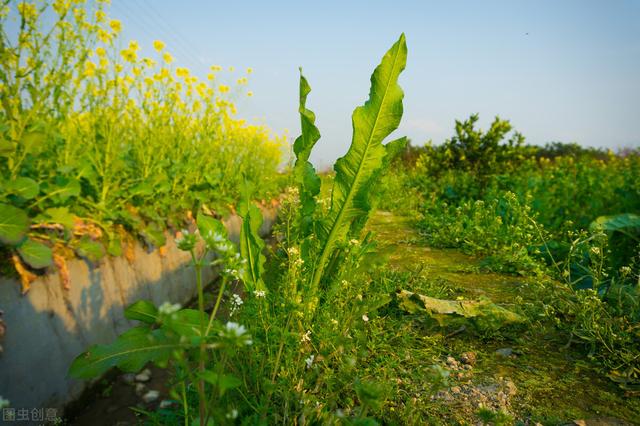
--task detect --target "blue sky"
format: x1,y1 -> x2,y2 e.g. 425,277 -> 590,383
80,1 -> 640,164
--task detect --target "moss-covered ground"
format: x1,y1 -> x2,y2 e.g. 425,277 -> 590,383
358,211 -> 639,425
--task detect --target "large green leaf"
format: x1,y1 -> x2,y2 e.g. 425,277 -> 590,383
396,290 -> 524,332
0,203 -> 29,245
238,183 -> 266,293
4,177 -> 39,200
17,238 -> 53,269
125,300 -> 158,324
68,326 -> 180,379
311,34 -> 407,289
293,71 -> 322,236
590,213 -> 640,241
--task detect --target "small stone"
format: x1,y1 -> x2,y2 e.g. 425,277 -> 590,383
135,368 -> 151,382
460,351 -> 477,366
159,400 -> 174,409
446,356 -> 456,365
451,386 -> 461,394
135,383 -> 146,395
495,348 -> 513,357
464,364 -> 473,370
142,390 -> 160,403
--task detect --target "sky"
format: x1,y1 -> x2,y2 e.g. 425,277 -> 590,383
50,1 -> 640,165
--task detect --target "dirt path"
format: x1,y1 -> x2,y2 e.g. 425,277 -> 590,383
366,211 -> 640,425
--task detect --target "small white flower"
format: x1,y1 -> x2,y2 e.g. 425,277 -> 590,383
254,290 -> 266,298
220,321 -> 252,345
305,354 -> 315,369
231,294 -> 243,307
362,314 -> 369,322
300,330 -> 312,343
349,239 -> 359,246
287,246 -> 299,256
590,246 -> 601,256
225,408 -> 238,419
0,396 -> 9,409
158,302 -> 181,315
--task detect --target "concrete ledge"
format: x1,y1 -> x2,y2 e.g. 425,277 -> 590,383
0,207 -> 277,413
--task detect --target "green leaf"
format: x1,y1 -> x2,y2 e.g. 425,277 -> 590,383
590,213 -> 640,241
34,206 -> 75,229
238,183 -> 266,292
125,300 -> 158,324
141,222 -> 166,248
76,237 -> 105,263
0,138 -> 15,157
197,211 -> 227,240
0,203 -> 29,245
396,290 -> 524,332
68,326 -> 180,379
107,233 -> 122,257
5,177 -> 39,200
293,70 -> 322,236
18,238 -> 53,269
163,309 -> 204,337
48,176 -> 81,202
312,34 -> 408,289
200,371 -> 242,396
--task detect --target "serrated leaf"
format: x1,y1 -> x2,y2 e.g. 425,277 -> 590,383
125,300 -> 158,324
0,203 -> 29,245
17,238 -> 53,269
311,34 -> 407,289
293,71 -> 322,236
107,233 -> 123,257
5,177 -> 39,200
75,237 -> 105,263
68,326 -> 180,379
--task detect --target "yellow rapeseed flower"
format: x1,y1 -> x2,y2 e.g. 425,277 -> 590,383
98,29 -> 111,43
17,2 -> 38,21
121,48 -> 137,63
219,85 -> 230,93
247,91 -> 253,97
95,10 -> 106,23
210,65 -> 222,72
246,67 -> 253,74
228,66 -> 235,72
163,52 -> 173,64
153,40 -> 165,51
96,47 -> 106,57
83,61 -> 97,77
109,19 -> 122,34
207,73 -> 215,81
128,40 -> 140,51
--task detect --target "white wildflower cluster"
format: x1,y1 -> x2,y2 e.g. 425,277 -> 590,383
158,302 -> 181,316
225,409 -> 238,419
203,229 -> 235,256
348,239 -> 359,247
305,354 -> 315,369
254,290 -> 266,298
590,246 -> 601,256
219,321 -> 252,346
362,314 -> 369,322
620,266 -> 632,276
287,246 -> 299,256
229,293 -> 243,316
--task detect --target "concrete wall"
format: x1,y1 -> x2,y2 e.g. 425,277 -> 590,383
0,208 -> 277,415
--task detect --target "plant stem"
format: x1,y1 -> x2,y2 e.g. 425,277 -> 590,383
191,250 -> 207,426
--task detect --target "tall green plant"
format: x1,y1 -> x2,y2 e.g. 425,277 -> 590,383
302,33 -> 408,292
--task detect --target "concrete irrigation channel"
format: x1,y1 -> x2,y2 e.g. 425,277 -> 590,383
0,206 -> 278,420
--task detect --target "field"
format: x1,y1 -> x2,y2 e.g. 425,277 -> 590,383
1,2 -> 639,425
